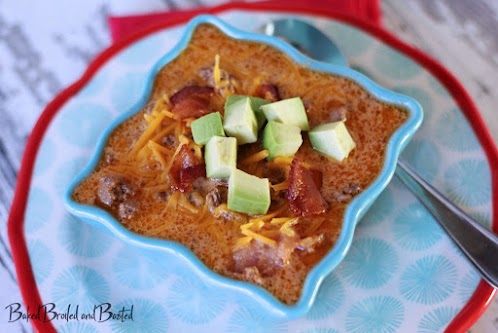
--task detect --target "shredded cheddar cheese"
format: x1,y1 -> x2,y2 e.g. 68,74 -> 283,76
145,221 -> 172,236
271,181 -> 289,192
245,219 -> 264,231
212,203 -> 229,218
161,109 -> 175,118
271,156 -> 294,165
280,217 -> 299,237
163,134 -> 190,175
270,217 -> 292,225
178,194 -> 199,215
240,222 -> 253,230
234,236 -> 253,250
179,134 -> 190,145
165,191 -> 180,211
151,97 -> 166,114
240,150 -> 270,164
148,140 -> 171,155
193,144 -> 202,159
131,112 -> 167,155
136,145 -> 151,162
257,204 -> 288,221
148,141 -> 168,168
144,114 -> 154,122
213,54 -> 221,90
253,219 -> 265,230
142,183 -> 170,193
238,218 -> 277,248
241,228 -> 277,247
194,203 -> 209,224
150,122 -> 176,143
207,224 -> 228,253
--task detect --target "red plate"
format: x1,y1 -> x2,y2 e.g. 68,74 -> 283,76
8,2 -> 498,332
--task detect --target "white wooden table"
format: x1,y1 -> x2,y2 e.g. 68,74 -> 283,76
1,0 -> 496,332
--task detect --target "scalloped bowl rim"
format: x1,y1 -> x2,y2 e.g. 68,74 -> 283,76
64,14 -> 423,319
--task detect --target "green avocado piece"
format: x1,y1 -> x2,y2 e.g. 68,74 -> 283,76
249,97 -> 271,129
262,121 -> 303,159
225,95 -> 269,130
223,97 -> 258,144
205,136 -> 237,178
191,112 -> 225,146
228,169 -> 271,215
309,121 -> 356,161
260,97 -> 310,131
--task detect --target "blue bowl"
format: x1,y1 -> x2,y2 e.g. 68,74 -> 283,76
65,14 -> 423,319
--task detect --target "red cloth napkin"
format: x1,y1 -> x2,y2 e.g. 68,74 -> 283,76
108,0 -> 381,42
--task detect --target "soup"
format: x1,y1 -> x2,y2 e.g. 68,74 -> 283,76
73,24 -> 408,304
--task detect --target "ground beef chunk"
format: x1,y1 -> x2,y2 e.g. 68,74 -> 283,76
206,189 -> 221,209
118,200 -> 138,220
162,134 -> 176,149
97,174 -> 135,207
212,201 -> 247,223
334,183 -> 362,203
97,174 -> 138,219
155,191 -> 171,201
242,266 -> 264,285
329,106 -> 348,122
198,67 -> 238,93
103,147 -> 115,165
344,183 -> 362,195
195,178 -> 229,212
192,177 -> 226,196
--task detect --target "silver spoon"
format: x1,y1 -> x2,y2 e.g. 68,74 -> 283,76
263,18 -> 498,289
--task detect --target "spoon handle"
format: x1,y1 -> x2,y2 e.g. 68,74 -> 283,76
395,160 -> 498,288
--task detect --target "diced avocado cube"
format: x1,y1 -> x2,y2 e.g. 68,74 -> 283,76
191,112 -> 225,145
262,121 -> 303,159
205,136 -> 237,178
249,97 -> 270,130
309,121 -> 356,161
225,95 -> 269,130
225,95 -> 246,109
260,97 -> 310,131
223,97 -> 258,144
228,169 -> 271,215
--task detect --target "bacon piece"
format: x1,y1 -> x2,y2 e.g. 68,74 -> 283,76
169,85 -> 214,119
257,84 -> 280,102
169,145 -> 206,192
310,169 -> 323,189
288,158 -> 328,216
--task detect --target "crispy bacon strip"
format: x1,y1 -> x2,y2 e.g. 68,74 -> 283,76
169,145 -> 206,192
170,85 -> 214,119
310,169 -> 322,189
288,158 -> 328,216
258,84 -> 280,102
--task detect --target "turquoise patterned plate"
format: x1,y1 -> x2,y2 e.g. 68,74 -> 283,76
19,8 -> 493,333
